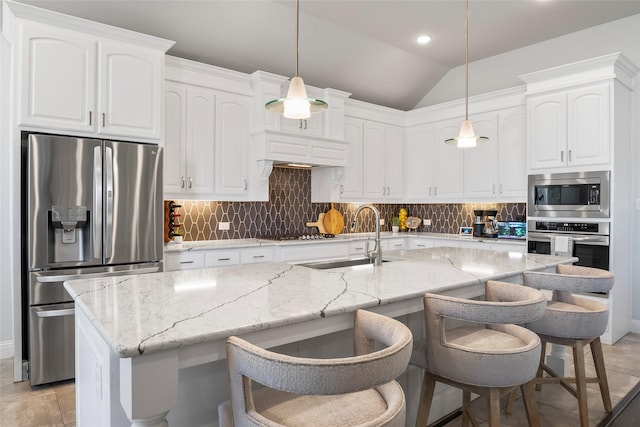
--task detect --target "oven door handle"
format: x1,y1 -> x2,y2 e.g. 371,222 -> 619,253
36,308 -> 75,318
570,236 -> 609,245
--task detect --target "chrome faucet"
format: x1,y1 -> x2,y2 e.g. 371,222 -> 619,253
350,204 -> 382,266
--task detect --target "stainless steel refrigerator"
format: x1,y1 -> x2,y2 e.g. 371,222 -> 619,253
22,133 -> 163,385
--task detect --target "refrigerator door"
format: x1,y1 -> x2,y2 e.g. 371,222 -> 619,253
104,141 -> 163,265
27,134 -> 103,269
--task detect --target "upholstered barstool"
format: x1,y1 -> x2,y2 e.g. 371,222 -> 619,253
218,309 -> 413,427
520,264 -> 615,427
412,280 -> 547,427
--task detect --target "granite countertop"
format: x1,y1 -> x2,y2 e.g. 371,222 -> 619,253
163,232 -> 526,252
64,247 -> 573,359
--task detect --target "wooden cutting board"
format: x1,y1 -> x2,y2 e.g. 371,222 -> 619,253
323,203 -> 345,235
306,213 -> 328,234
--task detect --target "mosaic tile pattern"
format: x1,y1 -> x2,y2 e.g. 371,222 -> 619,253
168,168 -> 526,241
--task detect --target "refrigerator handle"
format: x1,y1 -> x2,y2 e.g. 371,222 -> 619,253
93,147 -> 103,261
105,146 -> 114,260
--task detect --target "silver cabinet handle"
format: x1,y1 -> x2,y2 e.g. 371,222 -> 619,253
434,187 -> 438,196
416,244 -> 427,248
181,176 -> 185,188
387,186 -> 390,196
36,308 -> 75,318
243,179 -> 248,190
218,257 -> 231,261
568,149 -> 572,162
561,150 -> 565,162
492,184 -> 496,194
189,177 -> 193,188
89,111 -> 93,126
179,260 -> 194,264
102,113 -> 106,127
340,184 -> 344,194
253,255 -> 265,259
429,187 -> 432,196
499,184 -> 503,194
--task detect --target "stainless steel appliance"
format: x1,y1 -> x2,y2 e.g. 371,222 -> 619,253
21,133 -> 163,385
528,171 -> 610,218
527,220 -> 610,284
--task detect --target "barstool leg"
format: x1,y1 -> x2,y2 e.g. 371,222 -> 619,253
521,381 -> 541,427
535,341 -> 547,391
573,341 -> 589,427
415,372 -> 436,427
462,389 -> 471,427
487,388 -> 501,426
590,337 -> 613,412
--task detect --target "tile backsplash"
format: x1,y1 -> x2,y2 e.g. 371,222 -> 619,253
168,168 -> 526,241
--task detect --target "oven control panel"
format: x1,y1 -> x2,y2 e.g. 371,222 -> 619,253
529,221 -> 609,235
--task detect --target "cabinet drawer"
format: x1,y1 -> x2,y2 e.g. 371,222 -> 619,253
206,250 -> 241,267
410,239 -> 433,249
241,247 -> 274,264
165,252 -> 205,271
348,240 -> 373,256
385,238 -> 407,251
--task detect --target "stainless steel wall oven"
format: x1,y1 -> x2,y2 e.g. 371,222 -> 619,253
527,220 -> 610,294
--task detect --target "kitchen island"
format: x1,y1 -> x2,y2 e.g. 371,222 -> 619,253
64,246 -> 576,427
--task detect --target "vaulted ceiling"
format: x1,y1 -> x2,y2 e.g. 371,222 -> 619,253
14,0 -> 640,110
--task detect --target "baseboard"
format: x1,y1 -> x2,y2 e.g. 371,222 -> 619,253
0,339 -> 13,359
630,319 -> 640,335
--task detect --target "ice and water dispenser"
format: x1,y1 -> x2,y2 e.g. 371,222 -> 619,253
49,205 -> 91,264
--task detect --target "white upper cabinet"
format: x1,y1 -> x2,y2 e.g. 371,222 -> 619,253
362,121 -> 404,201
16,19 -> 170,140
528,84 -> 610,171
164,82 -> 215,198
432,119 -> 464,200
98,40 -> 164,139
214,92 -> 251,196
462,107 -> 526,201
340,117 -> 364,199
19,23 -> 96,133
405,124 -> 433,201
405,119 -> 464,202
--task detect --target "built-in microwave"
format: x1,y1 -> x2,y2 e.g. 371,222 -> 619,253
528,171 -> 610,218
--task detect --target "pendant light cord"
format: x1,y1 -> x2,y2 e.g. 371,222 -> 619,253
295,0 -> 300,78
465,0 -> 469,121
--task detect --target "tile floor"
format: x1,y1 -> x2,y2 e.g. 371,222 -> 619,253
0,333 -> 638,426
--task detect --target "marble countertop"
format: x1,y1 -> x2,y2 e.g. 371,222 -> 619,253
64,247 -> 572,359
163,232 -> 526,252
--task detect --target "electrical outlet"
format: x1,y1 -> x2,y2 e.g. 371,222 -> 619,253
379,218 -> 385,226
218,222 -> 230,230
423,219 -> 431,226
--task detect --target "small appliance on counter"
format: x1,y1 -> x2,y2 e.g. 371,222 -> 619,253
483,210 -> 499,238
473,210 -> 484,237
497,222 -> 527,240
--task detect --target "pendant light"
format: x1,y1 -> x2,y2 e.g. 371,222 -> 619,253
444,0 -> 488,148
265,0 -> 327,119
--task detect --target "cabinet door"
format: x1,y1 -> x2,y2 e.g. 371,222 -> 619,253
341,117 -> 364,199
528,93 -> 567,170
463,113 -> 498,199
98,40 -> 163,139
385,125 -> 404,199
215,92 -> 250,195
164,82 -> 188,195
497,107 -> 527,198
405,124 -> 433,201
185,86 -> 216,196
432,119 -> 463,199
19,22 -> 96,132
362,121 -> 387,199
567,84 -> 610,167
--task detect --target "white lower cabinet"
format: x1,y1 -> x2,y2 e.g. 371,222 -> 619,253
206,250 -> 241,268
165,252 -> 205,271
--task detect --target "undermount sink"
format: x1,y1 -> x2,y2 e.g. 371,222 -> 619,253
299,257 -> 396,270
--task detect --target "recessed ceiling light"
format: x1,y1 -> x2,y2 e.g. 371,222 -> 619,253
416,35 -> 432,45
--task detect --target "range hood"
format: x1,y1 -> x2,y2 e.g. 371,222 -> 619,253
252,129 -> 348,170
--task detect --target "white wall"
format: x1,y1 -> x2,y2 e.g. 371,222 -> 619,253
417,13 -> 640,332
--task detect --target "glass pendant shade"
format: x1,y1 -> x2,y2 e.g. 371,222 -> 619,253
265,0 -> 327,119
265,76 -> 328,119
445,120 -> 489,148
